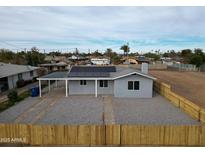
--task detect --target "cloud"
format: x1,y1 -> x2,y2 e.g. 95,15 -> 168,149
0,6 -> 205,52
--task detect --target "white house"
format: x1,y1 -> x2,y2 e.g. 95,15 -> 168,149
37,63 -> 156,98
0,62 -> 40,92
91,58 -> 110,65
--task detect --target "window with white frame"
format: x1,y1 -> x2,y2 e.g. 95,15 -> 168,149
80,80 -> 87,85
99,80 -> 108,87
128,81 -> 140,90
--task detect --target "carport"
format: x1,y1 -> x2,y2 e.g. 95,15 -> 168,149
37,72 -> 68,97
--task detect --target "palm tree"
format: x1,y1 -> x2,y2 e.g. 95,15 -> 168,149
120,43 -> 130,57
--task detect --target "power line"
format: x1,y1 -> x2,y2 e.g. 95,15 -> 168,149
0,40 -> 25,50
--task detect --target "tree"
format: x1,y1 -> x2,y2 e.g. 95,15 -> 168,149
143,52 -> 160,61
190,55 -> 203,68
194,48 -> 205,62
104,48 -> 113,58
112,55 -> 121,65
91,50 -> 103,57
180,49 -> 193,63
0,49 -> 15,63
120,44 -> 130,57
25,47 -> 45,66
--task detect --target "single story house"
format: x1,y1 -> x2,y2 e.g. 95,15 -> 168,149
0,62 -> 40,92
39,62 -> 69,73
37,63 -> 156,98
91,58 -> 110,65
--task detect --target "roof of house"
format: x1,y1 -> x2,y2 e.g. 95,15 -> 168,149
68,66 -> 116,78
68,65 -> 155,80
38,65 -> 156,80
0,62 -> 39,78
39,62 -> 67,67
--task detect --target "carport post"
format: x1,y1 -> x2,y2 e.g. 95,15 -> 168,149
95,79 -> 97,97
55,80 -> 58,88
65,79 -> 68,97
48,80 -> 50,92
39,80 -> 41,97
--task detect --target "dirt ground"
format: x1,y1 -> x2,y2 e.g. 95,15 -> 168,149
150,70 -> 205,108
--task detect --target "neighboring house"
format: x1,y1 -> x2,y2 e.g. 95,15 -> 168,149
44,55 -> 67,63
136,56 -> 150,64
39,62 -> 69,73
0,62 -> 40,92
161,57 -> 174,66
37,63 -> 156,98
121,57 -> 138,64
91,58 -> 110,65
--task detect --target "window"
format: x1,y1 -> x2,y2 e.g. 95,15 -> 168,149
128,81 -> 133,90
128,81 -> 140,90
134,81 -> 140,90
80,80 -> 86,85
18,73 -> 22,80
99,80 -> 108,87
30,71 -> 33,77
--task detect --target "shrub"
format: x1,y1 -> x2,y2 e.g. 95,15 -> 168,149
7,90 -> 18,105
16,79 -> 25,88
24,79 -> 32,85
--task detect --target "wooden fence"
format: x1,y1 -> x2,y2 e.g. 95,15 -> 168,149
0,123 -> 205,146
154,81 -> 205,124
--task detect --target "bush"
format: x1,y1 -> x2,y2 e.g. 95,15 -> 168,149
7,90 -> 18,105
24,79 -> 32,85
16,79 -> 25,88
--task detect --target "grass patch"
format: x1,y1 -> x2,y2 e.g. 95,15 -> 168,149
0,90 -> 31,112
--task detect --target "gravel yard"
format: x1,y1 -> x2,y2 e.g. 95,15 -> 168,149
36,96 -> 104,124
0,88 -> 200,125
112,94 -> 200,125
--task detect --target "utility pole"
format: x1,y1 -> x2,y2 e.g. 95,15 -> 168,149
127,42 -> 129,58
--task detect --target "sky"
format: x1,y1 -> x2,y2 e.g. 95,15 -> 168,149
0,6 -> 205,53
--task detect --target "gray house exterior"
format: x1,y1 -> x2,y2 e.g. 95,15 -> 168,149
38,65 -> 156,98
0,62 -> 40,92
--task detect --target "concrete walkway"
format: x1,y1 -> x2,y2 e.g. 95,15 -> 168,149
102,96 -> 115,124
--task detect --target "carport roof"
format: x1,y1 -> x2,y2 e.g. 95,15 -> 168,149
40,71 -> 68,79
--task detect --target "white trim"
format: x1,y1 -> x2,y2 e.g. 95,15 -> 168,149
48,80 -> 50,92
55,80 -> 58,88
37,78 -> 67,80
95,79 -> 97,97
113,72 -> 156,80
39,80 -> 41,97
65,80 -> 68,97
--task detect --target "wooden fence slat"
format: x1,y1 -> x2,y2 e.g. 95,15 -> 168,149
55,125 -> 65,145
164,125 -> 187,146
200,109 -> 205,123
187,125 -> 200,146
65,125 -> 78,145
121,125 -> 141,145
77,125 -> 90,145
30,125 -> 43,145
90,125 -> 105,146
105,125 -> 120,145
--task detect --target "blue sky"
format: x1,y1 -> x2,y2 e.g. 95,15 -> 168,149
0,6 -> 205,53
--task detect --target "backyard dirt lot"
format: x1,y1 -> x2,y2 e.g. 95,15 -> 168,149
150,70 -> 205,108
